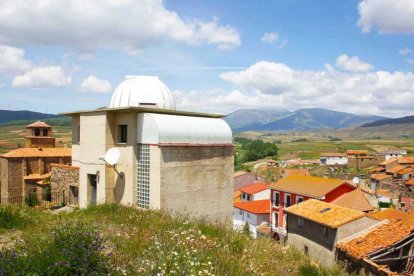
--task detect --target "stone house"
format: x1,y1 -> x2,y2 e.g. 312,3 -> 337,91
285,199 -> 380,266
369,173 -> 392,190
50,164 -> 79,206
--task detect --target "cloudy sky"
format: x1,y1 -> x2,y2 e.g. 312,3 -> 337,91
1,0 -> 414,117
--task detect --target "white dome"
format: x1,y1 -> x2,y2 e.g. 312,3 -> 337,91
109,76 -> 176,110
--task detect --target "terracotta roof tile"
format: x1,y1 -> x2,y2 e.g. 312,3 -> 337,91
385,164 -> 406,174
337,220 -> 414,260
405,179 -> 414,186
1,148 -> 71,158
26,120 -> 51,128
370,173 -> 391,181
368,208 -> 412,221
398,157 -> 414,164
269,175 -> 352,198
320,152 -> 347,157
347,150 -> 369,156
233,191 -> 241,202
331,189 -> 374,212
369,167 -> 385,173
256,223 -> 271,235
379,157 -> 399,166
375,189 -> 393,199
396,167 -> 414,175
240,183 -> 268,195
285,199 -> 366,228
23,173 -> 51,180
233,200 -> 270,215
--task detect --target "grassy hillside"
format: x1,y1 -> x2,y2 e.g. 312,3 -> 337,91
0,204 -> 346,275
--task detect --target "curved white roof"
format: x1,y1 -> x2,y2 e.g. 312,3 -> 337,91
109,76 -> 176,110
137,113 -> 232,145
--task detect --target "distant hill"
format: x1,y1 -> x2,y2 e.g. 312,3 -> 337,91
226,108 -> 387,131
0,110 -> 71,126
361,115 -> 414,127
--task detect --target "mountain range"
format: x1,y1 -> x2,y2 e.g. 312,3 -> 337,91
361,115 -> 414,127
0,110 -> 70,126
225,108 -> 387,131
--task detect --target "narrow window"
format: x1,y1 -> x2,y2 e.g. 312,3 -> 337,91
34,128 -> 40,136
118,125 -> 128,143
297,196 -> 304,204
274,212 -> 279,227
274,192 -> 280,207
42,128 -> 48,136
304,246 -> 309,255
286,194 -> 291,207
77,125 -> 80,143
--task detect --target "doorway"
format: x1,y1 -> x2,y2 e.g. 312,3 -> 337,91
88,174 -> 97,205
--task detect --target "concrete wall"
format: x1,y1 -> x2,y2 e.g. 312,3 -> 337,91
321,157 -> 348,165
159,146 -> 233,223
252,189 -> 270,201
336,216 -> 379,242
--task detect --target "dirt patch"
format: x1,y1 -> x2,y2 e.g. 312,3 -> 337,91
0,230 -> 22,251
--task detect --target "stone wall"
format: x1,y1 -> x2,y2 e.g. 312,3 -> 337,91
7,159 -> 23,199
50,164 -> 79,204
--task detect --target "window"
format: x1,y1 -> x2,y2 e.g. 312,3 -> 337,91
285,194 -> 291,207
246,213 -> 250,218
297,196 -> 304,204
323,226 -> 328,237
137,144 -> 150,208
304,246 -> 309,256
273,192 -> 280,207
118,125 -> 128,143
274,212 -> 279,227
77,125 -> 80,143
239,209 -> 243,216
297,217 -> 304,228
34,128 -> 40,136
42,128 -> 48,136
246,194 -> 251,201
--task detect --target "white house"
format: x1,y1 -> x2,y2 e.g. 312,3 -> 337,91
233,199 -> 270,238
379,149 -> 407,161
239,183 -> 270,201
320,152 -> 348,165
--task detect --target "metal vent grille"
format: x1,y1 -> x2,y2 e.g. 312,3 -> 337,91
137,144 -> 150,208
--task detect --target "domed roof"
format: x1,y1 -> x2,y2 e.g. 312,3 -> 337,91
109,76 -> 176,110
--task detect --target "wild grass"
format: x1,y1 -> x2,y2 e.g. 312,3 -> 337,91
0,204 -> 347,275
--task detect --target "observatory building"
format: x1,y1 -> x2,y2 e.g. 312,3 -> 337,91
62,76 -> 233,222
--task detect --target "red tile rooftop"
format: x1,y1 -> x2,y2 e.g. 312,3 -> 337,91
239,183 -> 268,195
233,200 -> 271,215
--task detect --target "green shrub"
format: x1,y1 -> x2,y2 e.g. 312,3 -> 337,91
24,193 -> 39,207
0,205 -> 34,231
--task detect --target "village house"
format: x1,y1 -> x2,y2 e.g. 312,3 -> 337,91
395,166 -> 414,180
369,173 -> 392,190
337,218 -> 414,275
319,152 -> 348,166
330,188 -> 375,212
0,122 -> 71,201
349,155 -> 383,169
269,175 -> 356,240
238,183 -> 269,202
285,199 -> 380,265
59,76 -> 234,222
378,157 -> 399,171
234,171 -> 264,191
398,157 -> 414,166
233,199 -> 271,238
379,149 -> 407,161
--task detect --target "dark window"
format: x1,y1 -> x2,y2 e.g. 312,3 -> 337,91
34,128 -> 40,136
42,128 -> 48,136
77,125 -> 80,143
274,212 -> 279,227
273,192 -> 280,206
297,196 -> 304,204
118,125 -> 128,143
304,246 -> 309,255
286,194 -> 291,207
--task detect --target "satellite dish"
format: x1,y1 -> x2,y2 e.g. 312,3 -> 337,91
352,177 -> 359,185
104,148 -> 120,166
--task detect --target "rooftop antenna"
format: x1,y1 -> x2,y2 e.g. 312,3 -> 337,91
99,148 -> 123,178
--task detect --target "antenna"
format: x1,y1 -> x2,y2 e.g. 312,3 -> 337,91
99,148 -> 123,178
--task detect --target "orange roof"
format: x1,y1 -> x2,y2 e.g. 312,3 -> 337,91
285,199 -> 366,228
233,191 -> 241,203
1,147 -> 71,158
233,200 -> 270,214
23,173 -> 51,180
337,220 -> 414,260
375,188 -> 394,199
398,157 -> 414,164
368,208 -> 412,221
370,173 -> 391,181
405,179 -> 414,186
240,183 -> 268,195
347,150 -> 368,156
331,189 -> 374,212
256,223 -> 271,235
379,157 -> 399,166
396,167 -> 414,175
385,164 -> 406,174
269,175 -> 352,198
320,152 -> 346,157
26,120 -> 51,128
369,167 -> 385,173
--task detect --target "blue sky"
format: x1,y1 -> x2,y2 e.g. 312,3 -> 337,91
0,0 -> 413,117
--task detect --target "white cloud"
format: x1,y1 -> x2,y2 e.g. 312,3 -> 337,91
358,0 -> 414,34
0,45 -> 31,76
400,48 -> 413,56
174,58 -> 414,117
12,66 -> 71,88
0,0 -> 240,51
80,76 -> 112,93
335,54 -> 374,72
260,32 -> 288,48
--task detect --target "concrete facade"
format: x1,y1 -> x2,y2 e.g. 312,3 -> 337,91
233,207 -> 269,238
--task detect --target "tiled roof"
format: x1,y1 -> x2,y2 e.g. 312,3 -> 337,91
337,220 -> 414,260
369,167 -> 385,173
26,120 -> 51,128
379,157 -> 399,166
375,189 -> 394,199
405,179 -> 414,186
285,199 -> 366,228
347,150 -> 368,156
233,199 -> 270,215
233,191 -> 241,202
320,152 -> 347,157
331,189 -> 374,212
385,164 -> 406,174
269,175 -> 352,198
240,183 -> 268,195
396,167 -> 414,175
256,223 -> 271,235
1,147 -> 71,158
23,173 -> 51,180
368,208 -> 412,221
370,173 -> 391,181
399,157 -> 414,164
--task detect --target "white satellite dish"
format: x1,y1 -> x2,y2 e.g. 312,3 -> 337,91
104,148 -> 120,166
352,177 -> 359,185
